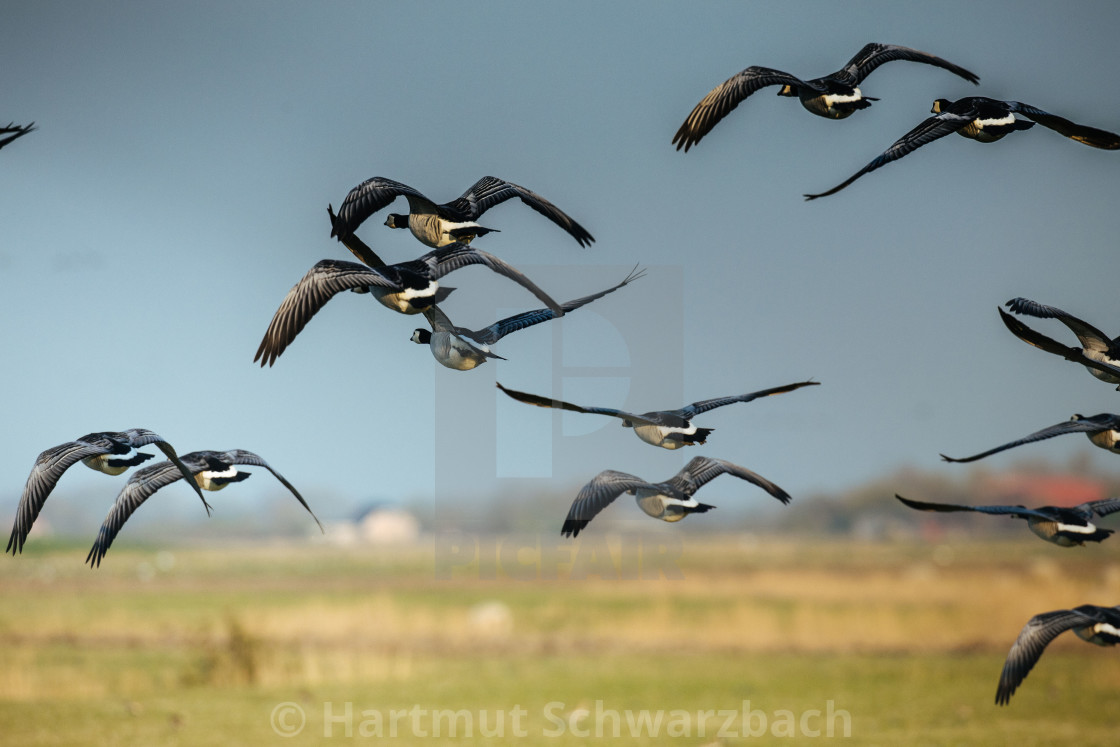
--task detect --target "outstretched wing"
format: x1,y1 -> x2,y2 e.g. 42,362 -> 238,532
940,416 -> 1109,463
441,176 -> 594,247
7,438 -> 116,554
1084,497 -> 1120,518
468,266 -> 644,345
998,308 -> 1120,379
1006,298 -> 1114,353
804,105 -> 976,199
996,608 -> 1097,705
0,121 -> 36,150
1007,102 -> 1120,150
676,380 -> 819,418
672,66 -> 816,152
253,259 -> 398,367
562,470 -> 657,537
671,456 -> 791,505
220,449 -> 322,532
837,43 -> 979,86
894,494 -> 1050,520
329,177 -> 427,237
327,205 -> 388,268
85,459 -> 205,567
496,382 -> 661,427
122,429 -> 211,514
422,244 -> 563,314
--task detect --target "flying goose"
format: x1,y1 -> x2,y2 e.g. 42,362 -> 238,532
85,449 -> 323,567
805,97 -> 1120,199
562,456 -> 791,537
672,43 -> 978,151
253,244 -> 563,367
940,413 -> 1120,463
328,176 -> 594,248
413,266 -> 645,370
7,429 -> 209,555
0,122 -> 35,151
996,604 -> 1120,705
1000,299 -> 1120,389
894,494 -> 1120,547
327,206 -> 390,269
496,380 -> 819,449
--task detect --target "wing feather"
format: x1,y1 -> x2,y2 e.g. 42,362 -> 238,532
672,66 -> 814,152
562,470 -> 656,537
330,177 -> 426,237
254,259 -> 398,366
805,108 -> 974,199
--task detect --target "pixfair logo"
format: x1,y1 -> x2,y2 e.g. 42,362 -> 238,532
433,530 -> 685,580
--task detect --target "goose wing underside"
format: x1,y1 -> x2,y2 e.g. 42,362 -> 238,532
330,177 -> 427,237
838,43 -> 979,86
894,494 -> 1050,520
1006,298 -> 1114,353
1008,102 -> 1120,150
562,470 -> 657,537
86,460 -> 198,567
495,382 -> 660,426
804,108 -> 975,199
253,259 -> 397,367
219,449 -> 322,531
940,417 -> 1106,463
7,438 -> 117,554
673,456 -> 791,505
677,380 -> 819,417
672,66 -> 817,152
470,266 -> 643,345
996,608 -> 1097,705
442,176 -> 594,247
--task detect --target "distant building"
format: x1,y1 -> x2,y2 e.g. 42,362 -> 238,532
322,502 -> 421,545
978,473 -> 1106,507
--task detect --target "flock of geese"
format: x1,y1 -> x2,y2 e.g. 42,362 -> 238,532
671,41 -> 1120,705
5,40 -> 1120,709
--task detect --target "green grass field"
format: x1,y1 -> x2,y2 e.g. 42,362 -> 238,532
3,535 -> 1119,745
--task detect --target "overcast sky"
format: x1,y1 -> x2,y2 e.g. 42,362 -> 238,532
2,0 -> 1119,537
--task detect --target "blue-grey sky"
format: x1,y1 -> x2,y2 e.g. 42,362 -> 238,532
2,1 -> 1119,533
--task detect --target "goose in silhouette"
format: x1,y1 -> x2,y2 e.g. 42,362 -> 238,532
940,413 -> 1120,463
894,494 -> 1120,547
0,122 -> 35,151
996,604 -> 1120,705
328,176 -> 593,248
497,380 -> 819,449
413,266 -> 644,370
1000,299 -> 1120,389
672,43 -> 978,151
254,244 -> 562,366
7,429 -> 208,555
86,449 -> 322,567
805,96 -> 1120,199
562,456 -> 791,537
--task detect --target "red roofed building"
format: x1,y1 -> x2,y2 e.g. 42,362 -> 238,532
978,472 -> 1107,507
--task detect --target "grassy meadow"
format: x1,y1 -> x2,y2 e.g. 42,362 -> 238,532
2,534 -> 1119,745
